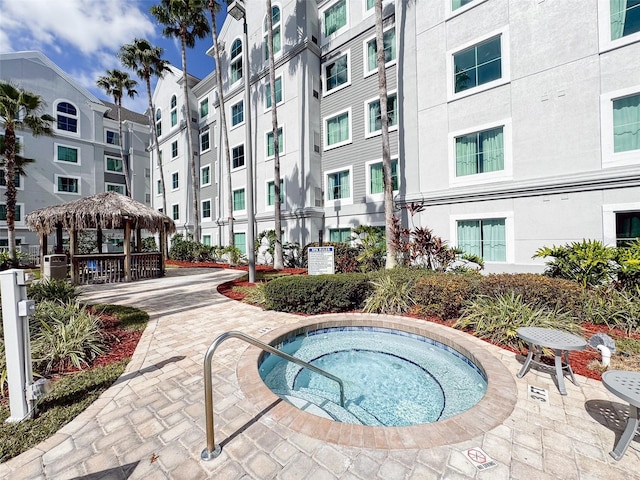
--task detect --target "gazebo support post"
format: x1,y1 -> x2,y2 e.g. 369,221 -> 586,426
160,222 -> 168,277
39,233 -> 47,276
70,228 -> 77,284
136,228 -> 142,253
124,219 -> 132,282
55,223 -> 63,254
97,224 -> 103,254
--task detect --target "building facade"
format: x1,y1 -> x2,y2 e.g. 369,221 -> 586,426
0,51 -> 151,250
152,0 -> 640,272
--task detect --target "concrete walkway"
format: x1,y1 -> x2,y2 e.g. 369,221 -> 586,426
1,268 -> 639,479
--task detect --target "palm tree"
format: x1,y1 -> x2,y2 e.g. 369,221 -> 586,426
374,0 -> 397,269
0,81 -> 53,263
96,69 -> 138,196
206,0 -> 234,248
151,0 -> 210,241
118,39 -> 171,217
266,0 -> 284,269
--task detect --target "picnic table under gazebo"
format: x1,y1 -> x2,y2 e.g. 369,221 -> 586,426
26,192 -> 175,284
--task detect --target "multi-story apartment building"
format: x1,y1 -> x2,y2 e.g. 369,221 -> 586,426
152,0 -> 640,272
0,51 -> 151,250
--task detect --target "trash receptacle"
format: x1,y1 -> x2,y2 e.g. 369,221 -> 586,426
43,254 -> 67,280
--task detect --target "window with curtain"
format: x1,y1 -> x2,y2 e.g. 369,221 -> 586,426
106,130 -> 120,145
202,200 -> 212,219
454,35 -> 502,93
57,145 -> 78,163
106,156 -> 123,173
155,109 -> 162,137
233,144 -> 245,168
266,128 -> 284,157
326,111 -> 350,146
200,98 -> 209,118
200,131 -> 210,152
172,172 -> 179,189
324,0 -> 347,37
234,232 -> 247,255
170,95 -> 178,127
106,184 -> 125,194
613,93 -> 640,153
267,180 -> 284,206
233,188 -> 246,211
616,211 -> 640,246
264,6 -> 282,60
367,93 -> 398,135
172,204 -> 179,221
201,165 -> 211,185
56,176 -> 79,193
455,126 -> 504,176
325,54 -> 349,92
171,140 -> 178,158
0,204 -> 21,222
266,77 -> 283,108
366,27 -> 396,73
329,228 -> 351,243
56,101 -> 78,133
452,0 -> 476,11
232,101 -> 244,126
457,218 -> 506,261
611,0 -> 640,40
230,39 -> 243,84
327,170 -> 350,200
370,160 -> 398,194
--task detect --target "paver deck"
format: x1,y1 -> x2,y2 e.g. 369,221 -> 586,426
1,267 -> 639,479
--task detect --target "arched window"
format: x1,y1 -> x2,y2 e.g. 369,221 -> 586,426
264,5 -> 281,60
155,108 -> 162,137
55,101 -> 78,133
170,95 -> 177,127
230,39 -> 243,84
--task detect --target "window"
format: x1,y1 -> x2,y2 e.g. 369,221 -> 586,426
365,93 -> 398,136
369,159 -> 398,195
329,228 -> 351,243
232,144 -> 245,169
0,170 -> 20,188
455,126 -> 504,176
202,235 -> 212,246
457,218 -> 506,262
326,169 -> 350,201
613,93 -> 640,153
366,0 -> 374,11
55,145 -> 79,164
106,183 -> 125,194
266,77 -> 283,108
202,199 -> 212,219
56,101 -> 78,133
452,0 -> 476,11
55,175 -> 79,194
231,101 -> 244,127
601,87 -> 640,167
234,232 -> 246,255
230,39 -> 243,84
323,0 -> 347,38
266,128 -> 284,157
233,188 -> 246,211
0,204 -> 22,222
365,27 -> 396,75
453,35 -> 502,94
170,95 -> 178,127
106,130 -> 120,145
201,165 -> 211,186
617,211 -> 640,247
171,140 -> 178,158
157,179 -> 163,195
324,109 -> 351,149
145,168 -> 150,178
323,52 -> 350,94
172,204 -> 179,221
267,179 -> 284,206
105,156 -> 124,173
200,98 -> 209,118
155,108 -> 162,137
172,172 -> 179,190
200,131 -> 210,152
611,0 -> 640,40
264,5 -> 282,60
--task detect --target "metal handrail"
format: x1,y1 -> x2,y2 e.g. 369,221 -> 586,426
201,330 -> 346,461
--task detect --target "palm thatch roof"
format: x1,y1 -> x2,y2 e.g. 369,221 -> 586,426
26,192 -> 176,235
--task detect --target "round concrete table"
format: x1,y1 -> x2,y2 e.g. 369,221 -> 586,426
602,370 -> 640,460
516,327 -> 586,395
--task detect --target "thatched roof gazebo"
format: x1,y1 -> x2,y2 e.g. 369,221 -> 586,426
26,192 -> 176,284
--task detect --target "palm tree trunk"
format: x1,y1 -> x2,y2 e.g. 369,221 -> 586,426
4,123 -> 17,263
266,0 -> 284,270
208,1 -> 234,248
116,101 -> 132,196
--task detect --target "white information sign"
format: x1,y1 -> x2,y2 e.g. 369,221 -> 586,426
308,246 -> 335,275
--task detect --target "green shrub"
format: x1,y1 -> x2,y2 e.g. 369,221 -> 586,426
583,286 -> 640,335
454,292 -> 582,351
28,279 -> 79,304
142,236 -> 158,252
412,273 -> 480,319
241,283 -> 269,306
616,239 -> 640,290
364,274 -> 415,314
264,274 -> 371,314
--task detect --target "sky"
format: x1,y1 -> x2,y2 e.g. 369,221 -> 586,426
0,0 -> 228,113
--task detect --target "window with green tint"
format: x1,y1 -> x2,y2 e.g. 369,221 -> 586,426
452,0 -> 475,11
367,93 -> 398,134
155,109 -> 162,137
366,27 -> 396,73
171,141 -> 178,158
327,170 -> 350,200
57,145 -> 78,163
613,93 -> 640,153
200,131 -> 210,151
200,98 -> 209,118
617,211 -> 640,247
234,232 -> 246,255
157,179 -> 162,194
325,54 -> 349,92
0,170 -> 20,188
0,204 -> 21,222
326,111 -> 350,146
267,180 -> 284,206
172,172 -> 179,189
202,200 -> 212,219
264,6 -> 281,60
232,102 -> 244,126
329,228 -> 351,243
203,235 -> 211,246
107,184 -> 125,194
611,0 -> 640,40
57,177 -> 78,193
366,0 -> 374,10
454,35 -> 502,93
324,0 -> 347,36
266,128 -> 283,157
201,165 -> 210,185
233,188 -> 245,211
455,126 -> 504,176
170,95 -> 178,127
106,157 -> 123,173
266,77 -> 282,108
457,218 -> 506,261
172,204 -> 179,220
233,145 -> 245,168
370,160 -> 398,194
230,39 -> 243,83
